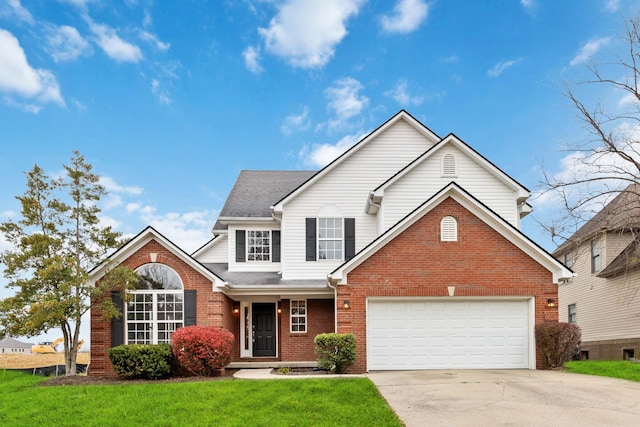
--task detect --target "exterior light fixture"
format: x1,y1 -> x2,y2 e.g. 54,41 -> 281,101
277,306 -> 282,314
233,306 -> 240,315
343,300 -> 350,309
546,298 -> 556,309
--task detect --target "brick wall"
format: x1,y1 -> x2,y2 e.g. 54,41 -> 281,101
90,239 -> 233,377
279,299 -> 335,361
336,198 -> 558,373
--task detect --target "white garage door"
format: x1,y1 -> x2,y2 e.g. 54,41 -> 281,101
367,299 -> 530,370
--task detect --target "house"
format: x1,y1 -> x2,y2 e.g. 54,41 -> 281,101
89,110 -> 572,376
0,337 -> 33,354
554,184 -> 640,360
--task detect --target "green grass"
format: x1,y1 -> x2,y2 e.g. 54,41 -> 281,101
0,370 -> 401,427
564,360 -> 640,382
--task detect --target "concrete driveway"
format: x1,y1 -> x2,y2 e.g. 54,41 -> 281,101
367,370 -> 640,426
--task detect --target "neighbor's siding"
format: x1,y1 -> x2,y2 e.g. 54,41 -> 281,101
281,119 -> 436,280
558,232 -> 640,347
382,145 -> 519,229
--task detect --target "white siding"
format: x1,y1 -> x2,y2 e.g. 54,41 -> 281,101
281,119 -> 436,280
228,223 -> 282,273
382,145 -> 518,229
193,235 -> 229,263
558,232 -> 640,342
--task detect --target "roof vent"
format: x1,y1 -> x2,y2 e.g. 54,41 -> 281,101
442,153 -> 457,176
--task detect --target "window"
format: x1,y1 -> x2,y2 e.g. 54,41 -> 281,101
568,304 -> 576,324
127,263 -> 184,344
564,251 -> 573,269
441,153 -> 457,176
440,216 -> 458,241
247,230 -> 270,261
290,300 -> 307,333
591,239 -> 601,273
318,218 -> 343,260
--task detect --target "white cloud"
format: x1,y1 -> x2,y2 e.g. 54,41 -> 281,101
380,0 -> 429,34
570,37 -> 611,66
0,29 -> 65,112
300,132 -> 367,168
126,203 -> 141,213
281,106 -> 311,135
151,79 -> 171,105
99,176 -> 143,196
324,77 -> 369,130
487,58 -> 521,77
385,79 -> 424,106
1,0 -> 34,24
520,0 -> 534,8
46,25 -> 92,62
139,209 -> 217,253
58,0 -> 94,8
243,45 -> 264,74
87,19 -> 143,63
139,30 -> 170,51
259,0 -> 364,69
604,0 -> 620,12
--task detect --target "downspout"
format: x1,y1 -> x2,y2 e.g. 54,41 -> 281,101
327,275 -> 338,333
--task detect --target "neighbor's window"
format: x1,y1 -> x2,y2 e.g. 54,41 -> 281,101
247,230 -> 270,261
290,300 -> 307,333
568,304 -> 576,324
440,216 -> 458,241
591,239 -> 601,273
127,263 -> 184,345
564,251 -> 573,269
318,218 -> 343,260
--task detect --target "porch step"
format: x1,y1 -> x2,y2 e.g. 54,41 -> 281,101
227,361 -> 318,369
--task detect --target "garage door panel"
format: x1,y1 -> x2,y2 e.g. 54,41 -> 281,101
368,299 -> 530,370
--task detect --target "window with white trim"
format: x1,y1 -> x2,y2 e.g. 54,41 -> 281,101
564,251 -> 573,269
127,263 -> 184,344
247,230 -> 270,261
591,239 -> 601,273
318,218 -> 343,260
568,304 -> 577,324
440,216 -> 458,241
290,300 -> 307,333
441,153 -> 457,176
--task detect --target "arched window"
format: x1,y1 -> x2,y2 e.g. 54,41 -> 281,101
440,216 -> 458,241
127,263 -> 184,344
441,153 -> 457,176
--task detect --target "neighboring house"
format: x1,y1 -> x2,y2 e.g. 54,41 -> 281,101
89,110 -> 572,376
0,337 -> 33,354
555,184 -> 640,360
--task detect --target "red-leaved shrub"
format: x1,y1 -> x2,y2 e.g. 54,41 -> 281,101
171,326 -> 234,376
535,322 -> 581,368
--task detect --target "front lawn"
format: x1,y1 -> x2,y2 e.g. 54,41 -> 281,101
0,370 -> 401,427
564,360 -> 640,382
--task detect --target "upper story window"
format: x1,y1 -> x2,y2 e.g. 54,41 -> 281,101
440,216 -> 458,241
318,218 -> 343,260
441,153 -> 457,176
127,263 -> 184,345
247,230 -> 270,261
591,239 -> 601,273
564,251 -> 573,269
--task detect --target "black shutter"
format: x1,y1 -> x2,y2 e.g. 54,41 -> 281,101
184,290 -> 197,326
111,291 -> 124,347
345,218 -> 356,261
236,230 -> 246,262
306,218 -> 317,261
272,231 -> 281,262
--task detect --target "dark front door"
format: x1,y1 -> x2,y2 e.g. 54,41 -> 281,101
252,303 -> 276,357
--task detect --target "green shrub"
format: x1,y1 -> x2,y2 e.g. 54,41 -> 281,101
171,326 -> 235,376
535,322 -> 581,368
108,343 -> 175,379
314,333 -> 356,373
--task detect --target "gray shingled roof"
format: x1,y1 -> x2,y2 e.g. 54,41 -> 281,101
213,170 -> 316,231
0,337 -> 33,348
554,183 -> 640,256
203,263 -> 327,287
598,236 -> 640,278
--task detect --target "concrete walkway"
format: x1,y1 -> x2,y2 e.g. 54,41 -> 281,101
367,369 -> 640,427
233,368 -> 363,379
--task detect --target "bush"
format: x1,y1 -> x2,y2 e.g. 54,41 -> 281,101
108,343 -> 175,379
171,326 -> 234,376
314,333 -> 356,373
535,322 -> 581,368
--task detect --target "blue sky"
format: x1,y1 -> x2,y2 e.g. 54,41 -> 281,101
0,0 -> 638,341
